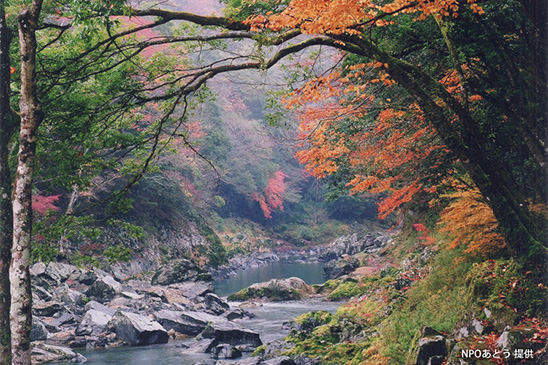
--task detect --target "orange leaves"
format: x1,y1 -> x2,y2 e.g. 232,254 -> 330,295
295,120 -> 350,178
283,72 -> 342,109
439,186 -> 506,257
293,63 -> 449,218
244,0 -> 484,35
246,0 -> 375,35
341,104 -> 447,218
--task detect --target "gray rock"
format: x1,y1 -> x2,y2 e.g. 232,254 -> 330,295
496,326 -> 543,358
184,339 -> 216,353
30,262 -> 47,276
31,317 -> 49,341
323,257 -> 360,279
330,233 -> 384,256
154,310 -> 221,336
85,276 -> 121,303
453,314 -> 489,340
107,311 -> 168,345
32,285 -> 54,301
210,344 -> 242,359
100,275 -> 122,292
46,262 -> 81,285
77,270 -> 98,285
171,282 -> 211,301
205,293 -> 230,315
151,259 -> 212,285
121,291 -> 145,300
76,309 -> 113,336
225,309 -> 255,321
235,344 -> 257,352
49,312 -> 79,328
52,285 -> 83,305
84,301 -> 116,316
33,301 -> 64,317
31,343 -> 87,363
199,321 -> 262,351
413,327 -> 447,365
228,277 -> 313,302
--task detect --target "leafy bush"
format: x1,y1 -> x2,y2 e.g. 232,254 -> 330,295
31,242 -> 59,263
103,244 -> 132,264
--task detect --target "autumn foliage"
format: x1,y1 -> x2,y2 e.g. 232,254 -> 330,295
246,0 -> 485,34
252,170 -> 287,219
439,186 -> 506,257
293,68 -> 451,219
32,194 -> 61,215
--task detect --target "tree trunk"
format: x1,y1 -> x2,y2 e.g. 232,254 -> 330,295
10,2 -> 43,364
0,0 -> 13,363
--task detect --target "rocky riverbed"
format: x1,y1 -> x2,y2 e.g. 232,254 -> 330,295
29,259 -> 264,363
28,230 -> 395,364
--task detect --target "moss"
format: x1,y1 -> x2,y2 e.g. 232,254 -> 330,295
464,259 -> 548,324
251,345 -> 265,357
294,311 -> 334,330
328,280 -> 366,301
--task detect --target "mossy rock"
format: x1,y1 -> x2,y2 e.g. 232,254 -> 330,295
228,277 -> 313,302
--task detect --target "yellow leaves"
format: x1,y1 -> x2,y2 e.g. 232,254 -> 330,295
439,187 -> 506,257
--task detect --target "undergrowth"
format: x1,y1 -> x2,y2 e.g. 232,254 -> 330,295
282,221 -> 548,364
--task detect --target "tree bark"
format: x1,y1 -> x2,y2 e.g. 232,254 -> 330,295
10,2 -> 43,364
0,0 -> 14,363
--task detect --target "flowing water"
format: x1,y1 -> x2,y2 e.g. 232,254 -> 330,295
69,258 -> 339,364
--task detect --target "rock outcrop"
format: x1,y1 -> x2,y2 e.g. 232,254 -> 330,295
151,258 -> 213,285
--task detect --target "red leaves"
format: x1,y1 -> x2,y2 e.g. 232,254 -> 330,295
253,170 -> 287,219
413,222 -> 436,245
32,194 -> 61,215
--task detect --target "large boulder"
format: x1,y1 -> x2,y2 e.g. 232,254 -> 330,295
154,310 -> 220,336
151,259 -> 212,285
496,326 -> 545,363
107,311 -> 168,345
85,276 -> 122,303
84,300 -> 116,316
227,277 -> 313,302
76,309 -> 113,336
31,262 -> 81,289
225,309 -> 255,321
198,321 -> 262,351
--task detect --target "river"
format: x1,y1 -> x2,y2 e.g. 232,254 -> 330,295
213,257 -> 327,297
68,258 -> 340,364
